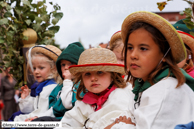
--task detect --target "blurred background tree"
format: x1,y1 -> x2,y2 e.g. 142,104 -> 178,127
157,0 -> 194,35
0,0 -> 63,88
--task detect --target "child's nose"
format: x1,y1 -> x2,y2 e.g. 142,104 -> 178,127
34,69 -> 39,73
130,49 -> 138,60
91,74 -> 97,81
65,65 -> 69,70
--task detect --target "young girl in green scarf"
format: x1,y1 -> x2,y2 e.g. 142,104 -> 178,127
106,11 -> 194,129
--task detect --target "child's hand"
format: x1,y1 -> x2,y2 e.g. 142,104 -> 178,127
20,85 -> 30,99
62,70 -> 72,80
25,116 -> 38,122
104,116 -> 135,129
115,116 -> 135,125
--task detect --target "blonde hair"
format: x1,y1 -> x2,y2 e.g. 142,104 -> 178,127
31,52 -> 62,84
73,72 -> 126,101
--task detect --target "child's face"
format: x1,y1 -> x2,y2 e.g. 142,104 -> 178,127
32,55 -> 52,83
82,71 -> 112,94
113,42 -> 124,65
126,28 -> 163,81
60,60 -> 75,80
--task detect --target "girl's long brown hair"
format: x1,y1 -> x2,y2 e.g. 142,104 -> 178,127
123,22 -> 185,87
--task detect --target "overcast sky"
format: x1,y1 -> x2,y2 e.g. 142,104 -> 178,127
45,0 -> 190,49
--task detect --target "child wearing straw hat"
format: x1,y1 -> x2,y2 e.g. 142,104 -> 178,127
27,42 -> 85,122
109,31 -> 133,90
55,48 -> 133,129
173,22 -> 194,79
14,45 -> 62,121
176,31 -> 194,78
109,31 -> 124,65
106,11 -> 194,129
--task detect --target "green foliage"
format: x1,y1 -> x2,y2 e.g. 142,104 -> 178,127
157,0 -> 194,36
0,0 -> 63,88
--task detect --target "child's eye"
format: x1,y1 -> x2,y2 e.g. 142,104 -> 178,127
61,64 -> 65,67
85,72 -> 91,76
97,71 -> 104,75
127,46 -> 133,50
40,67 -> 44,69
140,47 -> 148,51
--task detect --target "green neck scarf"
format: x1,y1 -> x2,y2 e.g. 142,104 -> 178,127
132,67 -> 194,101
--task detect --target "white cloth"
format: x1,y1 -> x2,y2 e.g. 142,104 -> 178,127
111,122 -> 136,129
19,95 -> 35,113
56,86 -> 134,129
14,95 -> 19,103
35,79 -> 74,117
111,77 -> 194,129
14,84 -> 57,121
60,79 -> 73,109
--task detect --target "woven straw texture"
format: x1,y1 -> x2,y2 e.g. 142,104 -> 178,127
109,31 -> 122,48
69,48 -> 125,75
178,32 -> 194,61
31,45 -> 62,62
121,11 -> 186,63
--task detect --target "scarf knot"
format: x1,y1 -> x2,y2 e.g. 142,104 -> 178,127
82,84 -> 116,111
132,66 -> 171,101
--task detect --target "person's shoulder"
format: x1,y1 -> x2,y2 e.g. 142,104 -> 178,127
46,83 -> 58,87
74,100 -> 94,111
155,77 -> 178,88
53,83 -> 63,89
152,77 -> 192,92
50,83 -> 63,93
42,83 -> 58,93
110,86 -> 133,98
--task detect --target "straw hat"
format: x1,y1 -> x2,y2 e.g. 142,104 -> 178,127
177,30 -> 194,61
69,48 -> 125,75
31,45 -> 62,62
109,31 -> 121,48
121,11 -> 186,63
173,19 -> 194,61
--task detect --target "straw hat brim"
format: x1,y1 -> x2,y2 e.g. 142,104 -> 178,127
69,63 -> 125,75
178,31 -> 194,62
31,45 -> 61,62
121,11 -> 186,63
